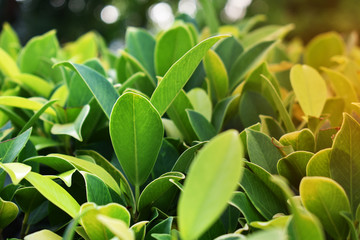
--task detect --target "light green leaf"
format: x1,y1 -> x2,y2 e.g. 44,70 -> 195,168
0,22 -> 21,59
229,40 -> 277,90
198,0 -> 219,34
290,64 -> 327,118
246,129 -> 282,174
330,113 -> 360,214
51,105 -> 90,141
279,129 -> 315,152
55,62 -> 119,119
10,73 -> 53,98
304,32 -> 345,69
150,35 -> 229,116
155,24 -> 194,77
306,148 -> 331,177
0,128 -> 32,164
204,49 -> 228,101
97,215 -> 135,240
110,92 -> 163,189
0,197 -> 19,229
24,230 -> 62,240
19,30 -> 59,77
0,96 -> 57,116
300,177 -> 351,239
0,47 -> 20,78
246,228 -> 286,240
25,171 -> 80,218
187,88 -> 212,122
250,215 -> 290,229
178,130 -> 244,240
131,221 -> 148,240
0,163 -> 31,185
63,32 -> 98,63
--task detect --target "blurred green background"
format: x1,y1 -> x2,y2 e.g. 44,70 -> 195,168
1,0 -> 360,47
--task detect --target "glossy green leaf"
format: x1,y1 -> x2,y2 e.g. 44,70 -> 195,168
306,148 -> 331,177
138,172 -> 184,214
212,95 -> 239,132
300,177 -> 351,239
24,230 -> 62,240
0,96 -> 56,116
172,142 -> 205,173
330,113 -> 360,214
204,49 -> 228,101
187,88 -> 212,122
0,47 -> 20,78
250,215 -> 290,229
82,172 -> 113,205
290,65 -> 327,118
97,215 -> 135,240
214,36 -> 243,74
178,130 -> 244,240
279,129 -> 315,152
63,32 -> 98,63
150,35 -> 229,116
229,191 -> 265,223
110,92 -> 163,188
229,40 -> 277,90
25,171 -> 80,218
145,217 -> 173,240
155,24 -> 194,76
187,109 -> 216,141
80,202 -> 131,240
14,187 -> 45,213
321,67 -> 358,112
246,129 -> 282,174
0,197 -> 19,229
126,27 -> 156,82
278,151 -> 314,188
55,62 -> 119,119
48,169 -> 76,187
166,90 -> 197,143
304,32 -> 345,69
131,221 -> 148,240
51,105 -> 90,141
19,30 -> 59,77
0,128 -> 31,164
10,73 -> 53,98
118,72 -> 154,97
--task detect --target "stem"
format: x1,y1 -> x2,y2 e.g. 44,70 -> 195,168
20,212 -> 30,239
135,185 -> 140,203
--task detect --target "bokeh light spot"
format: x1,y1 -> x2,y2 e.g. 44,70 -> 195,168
148,2 -> 174,30
101,5 -> 120,24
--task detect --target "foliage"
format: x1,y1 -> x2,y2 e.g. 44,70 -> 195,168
1,7 -> 360,240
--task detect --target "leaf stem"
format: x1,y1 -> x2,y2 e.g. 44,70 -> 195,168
20,212 -> 30,239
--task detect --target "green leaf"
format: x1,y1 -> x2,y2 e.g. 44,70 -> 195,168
178,130 -> 244,240
131,221 -> 148,240
82,172 -> 113,205
150,35 -> 229,116
118,72 -> 154,97
187,88 -> 212,122
229,191 -> 265,223
110,92 -> 163,188
51,105 -> 90,141
246,228 -> 286,240
321,98 -> 344,127
0,22 -> 21,59
198,0 -> 219,34
246,129 -> 282,174
0,128 -> 32,164
260,115 -> 285,140
204,49 -> 228,101
166,90 -> 197,143
138,172 -> 185,214
145,217 -> 173,240
97,215 -> 134,240
278,151 -> 314,189
279,129 -> 315,152
55,62 -> 119,119
24,230 -> 62,240
340,211 -> 358,240
0,96 -> 56,116
321,67 -> 358,112
212,95 -> 239,132
306,148 -> 331,177
214,36 -> 244,74
229,40 -> 277,90
0,48 -> 20,78
14,187 -> 45,213
304,32 -> 345,69
187,109 -> 216,141
10,73 -> 53,98
19,30 -> 59,77
155,24 -> 194,77
300,177 -> 351,239
126,27 -> 156,82
63,32 -> 98,63
25,171 -> 80,218
290,64 -> 327,118
80,202 -> 131,240
250,215 -> 290,229
0,197 -> 19,229
241,24 -> 294,49
330,113 -> 360,214
172,142 -> 205,173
